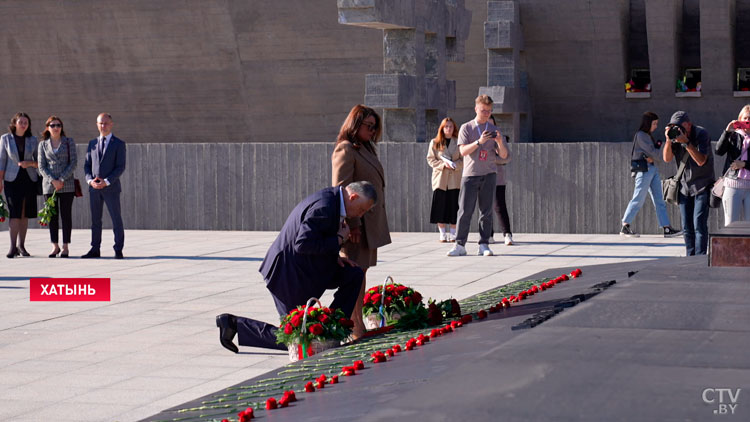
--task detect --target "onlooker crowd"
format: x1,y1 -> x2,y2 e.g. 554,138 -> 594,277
1,112 -> 126,259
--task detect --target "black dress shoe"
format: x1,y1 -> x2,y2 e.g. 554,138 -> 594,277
216,314 -> 239,354
49,249 -> 61,258
17,246 -> 30,257
114,250 -> 124,259
81,249 -> 101,259
60,251 -> 69,258
6,248 -> 18,259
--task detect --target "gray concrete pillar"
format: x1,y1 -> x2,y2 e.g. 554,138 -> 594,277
338,0 -> 471,142
699,0 -> 735,96
645,0 -> 684,96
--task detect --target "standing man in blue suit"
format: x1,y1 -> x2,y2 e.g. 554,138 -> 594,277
82,113 -> 127,259
215,181 -> 376,353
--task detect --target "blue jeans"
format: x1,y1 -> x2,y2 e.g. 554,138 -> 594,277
622,164 -> 671,227
678,190 -> 710,256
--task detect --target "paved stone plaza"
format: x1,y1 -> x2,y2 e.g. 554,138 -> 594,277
0,229 -> 684,421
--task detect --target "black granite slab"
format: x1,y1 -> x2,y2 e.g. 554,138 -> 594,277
145,256 -> 749,422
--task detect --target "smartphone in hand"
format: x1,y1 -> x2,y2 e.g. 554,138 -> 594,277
733,121 -> 750,130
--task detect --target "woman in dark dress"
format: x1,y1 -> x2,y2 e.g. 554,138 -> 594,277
0,112 -> 39,258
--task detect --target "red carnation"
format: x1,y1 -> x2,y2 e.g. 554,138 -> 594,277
354,360 -> 365,370
411,292 -> 422,304
370,293 -> 382,305
562,274 -> 569,281
430,328 -> 441,337
531,285 -> 539,293
318,314 -> 330,324
363,293 -> 371,304
265,398 -> 277,410
404,296 -> 412,306
330,375 -> 339,384
385,284 -> 394,292
427,303 -> 443,325
238,407 -> 254,422
384,296 -> 393,306
291,314 -> 302,327
387,348 -> 395,356
392,344 -> 402,353
316,380 -> 325,389
284,323 -> 294,335
317,374 -> 327,383
339,318 -> 354,328
305,381 -> 315,392
279,396 -> 289,408
283,390 -> 296,402
344,369 -> 355,376
309,323 -> 324,336
460,314 -> 472,324
477,310 -> 488,319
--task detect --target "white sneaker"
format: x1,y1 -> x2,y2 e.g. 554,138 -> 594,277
478,243 -> 493,256
487,236 -> 496,244
439,232 -> 447,243
447,244 -> 467,256
504,234 -> 513,246
448,233 -> 456,242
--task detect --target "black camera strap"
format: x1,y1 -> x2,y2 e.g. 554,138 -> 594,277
674,145 -> 690,180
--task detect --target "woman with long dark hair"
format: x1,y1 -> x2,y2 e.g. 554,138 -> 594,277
426,117 -> 462,242
0,112 -> 39,258
38,116 -> 77,257
332,104 -> 392,339
620,111 -> 681,238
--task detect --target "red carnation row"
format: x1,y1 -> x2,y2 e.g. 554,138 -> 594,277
236,269 -> 584,422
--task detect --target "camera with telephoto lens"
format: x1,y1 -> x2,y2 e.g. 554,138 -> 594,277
667,125 -> 684,140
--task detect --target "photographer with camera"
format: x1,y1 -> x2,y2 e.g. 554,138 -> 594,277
620,112 -> 681,238
714,105 -> 750,225
663,111 -> 714,256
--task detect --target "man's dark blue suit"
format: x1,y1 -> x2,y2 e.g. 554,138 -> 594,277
84,135 -> 126,252
236,186 -> 364,350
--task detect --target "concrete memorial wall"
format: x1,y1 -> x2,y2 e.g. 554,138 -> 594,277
3,142 -> 726,235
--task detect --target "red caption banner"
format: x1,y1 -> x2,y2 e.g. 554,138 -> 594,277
30,278 -> 111,301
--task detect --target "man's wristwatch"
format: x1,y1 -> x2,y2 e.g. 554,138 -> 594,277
475,140 -> 481,146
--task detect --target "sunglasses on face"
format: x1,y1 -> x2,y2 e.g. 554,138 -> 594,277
48,124 -> 62,128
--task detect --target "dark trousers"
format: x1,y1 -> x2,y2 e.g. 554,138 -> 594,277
455,173 -> 496,246
678,190 -> 709,256
236,264 -> 364,350
491,185 -> 512,236
45,192 -> 74,244
89,187 -> 124,252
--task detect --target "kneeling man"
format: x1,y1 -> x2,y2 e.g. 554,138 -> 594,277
216,181 -> 377,353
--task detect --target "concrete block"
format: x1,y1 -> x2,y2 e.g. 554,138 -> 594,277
487,1 -> 519,22
365,74 -> 417,108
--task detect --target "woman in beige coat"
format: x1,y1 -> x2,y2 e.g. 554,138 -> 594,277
332,104 -> 392,337
426,117 -> 462,242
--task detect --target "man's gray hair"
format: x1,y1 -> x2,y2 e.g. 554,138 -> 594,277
346,181 -> 378,205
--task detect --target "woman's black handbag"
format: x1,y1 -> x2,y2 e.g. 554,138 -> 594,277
630,158 -> 648,173
629,134 -> 649,173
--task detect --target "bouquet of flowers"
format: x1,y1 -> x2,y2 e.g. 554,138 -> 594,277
37,192 -> 57,226
0,195 -> 8,223
276,297 -> 354,362
363,276 -> 428,329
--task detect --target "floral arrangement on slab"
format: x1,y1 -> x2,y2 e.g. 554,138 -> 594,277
363,276 -> 428,329
276,297 -> 354,361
